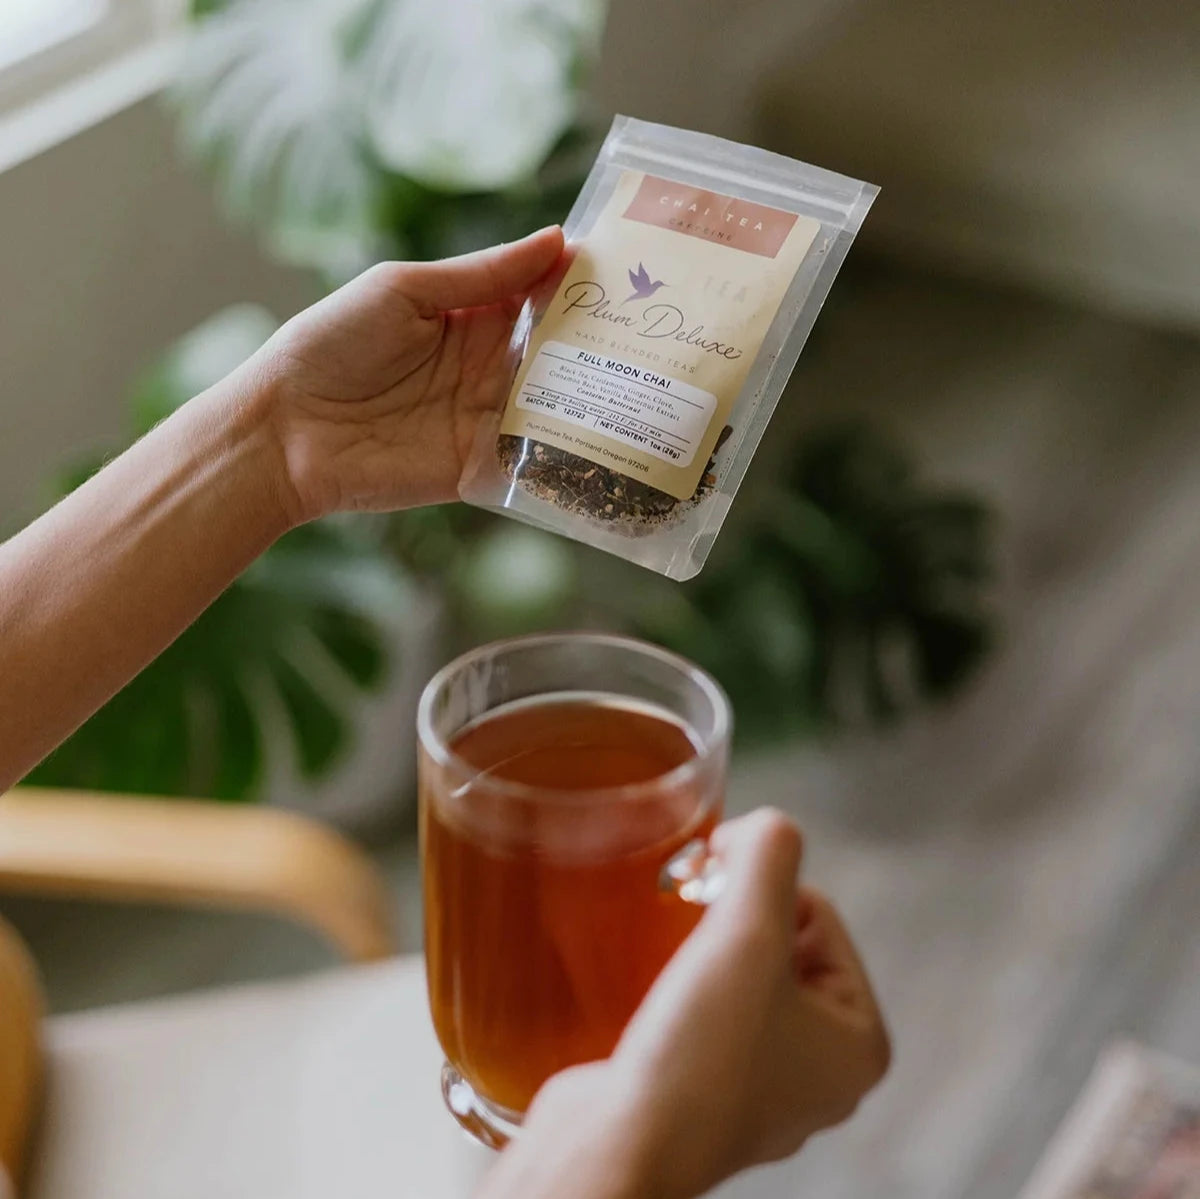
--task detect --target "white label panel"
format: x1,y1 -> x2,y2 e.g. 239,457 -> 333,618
514,340 -> 718,467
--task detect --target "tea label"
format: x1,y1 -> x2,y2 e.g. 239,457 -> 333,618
513,341 -> 717,468
500,169 -> 821,499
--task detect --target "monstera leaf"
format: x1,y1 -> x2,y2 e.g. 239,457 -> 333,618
27,306 -> 411,800
359,0 -> 602,190
176,0 -> 384,277
629,422 -> 995,742
780,423 -> 994,715
27,521 -> 405,798
383,420 -> 996,745
175,0 -> 604,276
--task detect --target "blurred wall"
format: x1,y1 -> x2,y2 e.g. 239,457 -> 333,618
597,0 -> 1200,331
0,97 -> 312,524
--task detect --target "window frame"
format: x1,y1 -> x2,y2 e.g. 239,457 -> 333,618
0,0 -> 184,172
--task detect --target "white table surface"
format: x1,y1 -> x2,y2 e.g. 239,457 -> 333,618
31,955 -> 805,1199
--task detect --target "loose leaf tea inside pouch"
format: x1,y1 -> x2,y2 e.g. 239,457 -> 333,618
459,116 -> 878,581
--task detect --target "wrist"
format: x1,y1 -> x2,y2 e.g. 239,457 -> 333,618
216,352 -> 310,532
480,1066 -> 679,1199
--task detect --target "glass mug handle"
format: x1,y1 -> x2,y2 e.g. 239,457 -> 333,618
659,838 -> 726,905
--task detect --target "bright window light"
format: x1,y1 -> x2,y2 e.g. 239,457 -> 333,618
0,0 -> 110,73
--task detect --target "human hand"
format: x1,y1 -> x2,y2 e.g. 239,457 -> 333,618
255,226 -> 564,523
610,808 -> 891,1195
485,809 -> 890,1199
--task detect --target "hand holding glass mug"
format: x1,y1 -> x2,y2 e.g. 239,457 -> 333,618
481,808 -> 891,1199
418,633 -> 890,1199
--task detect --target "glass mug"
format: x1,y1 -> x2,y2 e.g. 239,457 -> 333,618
417,632 -> 731,1147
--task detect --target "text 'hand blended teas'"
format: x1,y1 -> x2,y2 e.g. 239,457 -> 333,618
459,116 -> 878,580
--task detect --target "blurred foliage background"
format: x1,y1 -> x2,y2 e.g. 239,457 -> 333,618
30,0 -> 996,807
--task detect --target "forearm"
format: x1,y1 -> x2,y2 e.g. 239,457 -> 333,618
0,362 -> 295,788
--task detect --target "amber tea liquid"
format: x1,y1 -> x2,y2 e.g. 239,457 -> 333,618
422,693 -> 717,1115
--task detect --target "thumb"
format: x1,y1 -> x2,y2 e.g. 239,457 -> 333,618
708,808 -> 804,943
398,226 -> 564,312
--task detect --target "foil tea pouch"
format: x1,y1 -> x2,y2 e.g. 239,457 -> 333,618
459,116 -> 878,580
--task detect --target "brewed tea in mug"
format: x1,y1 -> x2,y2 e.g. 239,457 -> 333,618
418,634 -> 729,1146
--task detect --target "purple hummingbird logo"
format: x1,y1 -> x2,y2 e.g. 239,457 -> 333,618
624,261 -> 666,305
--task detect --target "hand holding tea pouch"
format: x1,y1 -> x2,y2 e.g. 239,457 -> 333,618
460,116 -> 878,580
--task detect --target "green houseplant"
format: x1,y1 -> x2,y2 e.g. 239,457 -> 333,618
32,309 -> 994,802
32,0 -> 996,806
176,0 -> 604,282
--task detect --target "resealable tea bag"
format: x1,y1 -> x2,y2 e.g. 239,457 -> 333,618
459,116 -> 878,580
